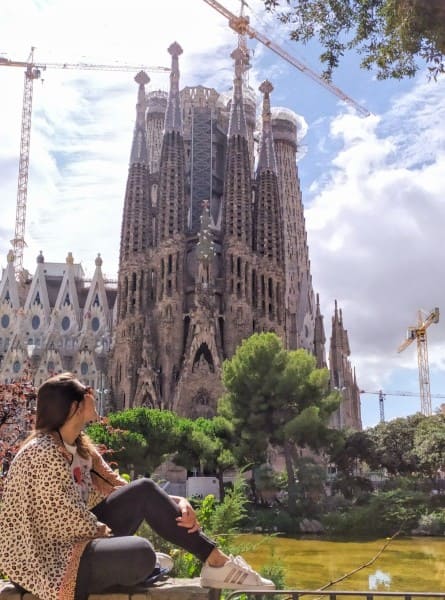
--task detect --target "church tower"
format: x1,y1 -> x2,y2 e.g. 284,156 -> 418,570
152,42 -> 188,410
221,47 -> 254,356
111,71 -> 151,409
329,301 -> 362,429
253,81 -> 285,337
272,108 -> 316,352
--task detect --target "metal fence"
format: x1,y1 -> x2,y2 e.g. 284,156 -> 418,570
225,590 -> 445,600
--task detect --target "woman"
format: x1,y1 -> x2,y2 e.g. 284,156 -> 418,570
0,373 -> 274,600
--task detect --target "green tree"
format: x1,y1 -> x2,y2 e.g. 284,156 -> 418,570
169,416 -> 237,499
413,413 -> 445,477
263,0 -> 445,80
221,332 -> 340,514
330,429 -> 376,473
88,408 -> 236,487
88,408 -> 182,475
367,413 -> 425,475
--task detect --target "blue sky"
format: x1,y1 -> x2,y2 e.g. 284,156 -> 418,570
1,0 -> 444,427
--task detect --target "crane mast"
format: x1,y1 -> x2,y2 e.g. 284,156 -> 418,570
396,306 -> 440,417
202,0 -> 371,117
1,50 -> 169,279
10,48 -> 41,279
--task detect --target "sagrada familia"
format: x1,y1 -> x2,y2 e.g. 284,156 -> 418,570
0,41 -> 361,430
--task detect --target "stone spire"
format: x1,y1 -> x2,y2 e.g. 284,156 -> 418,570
329,301 -> 362,430
254,80 -> 283,265
0,250 -> 20,309
220,46 -> 255,356
115,68 -> 152,375
257,80 -> 277,173
164,42 -> 183,134
314,293 -> 327,368
156,42 -> 187,244
331,300 -> 350,356
228,47 -> 248,138
223,46 -> 252,246
130,71 -> 150,165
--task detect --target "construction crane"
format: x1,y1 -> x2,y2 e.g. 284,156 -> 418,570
201,0 -> 371,118
396,307 -> 440,417
360,388 -> 445,423
1,48 -> 170,279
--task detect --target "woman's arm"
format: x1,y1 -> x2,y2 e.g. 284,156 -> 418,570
90,449 -> 127,495
29,448 -> 108,541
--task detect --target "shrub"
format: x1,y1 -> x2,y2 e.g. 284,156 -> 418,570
323,488 -> 428,537
415,511 -> 445,535
247,506 -> 298,534
261,560 -> 286,590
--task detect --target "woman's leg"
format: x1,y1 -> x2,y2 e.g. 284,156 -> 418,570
75,536 -> 156,600
92,478 -> 216,562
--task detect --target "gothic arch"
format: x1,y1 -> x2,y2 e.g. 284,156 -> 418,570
192,342 -> 214,373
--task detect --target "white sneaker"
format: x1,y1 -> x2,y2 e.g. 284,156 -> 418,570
200,555 -> 276,590
155,552 -> 174,573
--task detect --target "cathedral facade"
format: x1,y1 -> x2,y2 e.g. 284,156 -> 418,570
0,250 -> 115,411
0,41 -> 361,431
109,41 -> 362,429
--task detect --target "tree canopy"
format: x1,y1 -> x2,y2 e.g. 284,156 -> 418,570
220,332 -> 340,513
413,413 -> 445,476
87,408 -> 236,486
263,0 -> 445,80
366,413 -> 425,475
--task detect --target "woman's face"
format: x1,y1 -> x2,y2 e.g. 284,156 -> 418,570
78,387 -> 99,425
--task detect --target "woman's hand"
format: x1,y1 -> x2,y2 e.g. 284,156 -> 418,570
95,522 -> 113,538
172,496 -> 200,533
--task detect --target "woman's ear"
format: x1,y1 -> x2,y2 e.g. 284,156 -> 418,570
67,401 -> 80,420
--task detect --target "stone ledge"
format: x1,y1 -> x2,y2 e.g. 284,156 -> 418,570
0,578 -> 220,600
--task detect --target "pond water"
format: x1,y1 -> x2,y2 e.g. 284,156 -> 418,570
239,535 -> 445,592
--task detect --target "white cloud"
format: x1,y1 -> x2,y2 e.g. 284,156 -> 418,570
0,0 -> 241,276
305,75 -> 445,397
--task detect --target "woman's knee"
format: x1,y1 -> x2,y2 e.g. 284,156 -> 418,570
126,537 -> 156,582
130,477 -> 158,496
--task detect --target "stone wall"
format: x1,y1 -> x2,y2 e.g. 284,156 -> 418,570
0,578 -> 220,600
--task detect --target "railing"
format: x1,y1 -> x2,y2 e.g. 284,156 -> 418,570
226,591 -> 445,600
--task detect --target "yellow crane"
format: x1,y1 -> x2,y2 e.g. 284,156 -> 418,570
397,307 -> 440,416
0,47 -> 170,279
201,0 -> 371,118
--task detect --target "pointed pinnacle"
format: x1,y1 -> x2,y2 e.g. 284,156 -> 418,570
134,71 -> 150,86
259,80 -> 273,95
168,42 -> 183,57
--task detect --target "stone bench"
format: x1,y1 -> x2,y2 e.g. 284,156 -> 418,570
0,578 -> 221,600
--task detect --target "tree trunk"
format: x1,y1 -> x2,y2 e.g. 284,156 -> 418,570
284,441 -> 298,515
217,468 -> 225,501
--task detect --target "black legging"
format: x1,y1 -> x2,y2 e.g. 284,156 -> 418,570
75,478 -> 216,600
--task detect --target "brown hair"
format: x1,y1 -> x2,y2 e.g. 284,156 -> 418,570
25,372 -> 95,459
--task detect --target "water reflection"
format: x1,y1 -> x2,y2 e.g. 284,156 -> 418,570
240,535 -> 445,591
369,569 -> 392,590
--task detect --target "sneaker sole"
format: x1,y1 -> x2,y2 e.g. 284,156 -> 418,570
200,578 -> 276,590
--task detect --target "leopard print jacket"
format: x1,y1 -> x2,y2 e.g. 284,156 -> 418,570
0,433 -> 126,600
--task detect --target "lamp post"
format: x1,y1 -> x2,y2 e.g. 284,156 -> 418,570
94,337 -> 110,417
25,343 -> 36,383
96,371 -> 109,417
